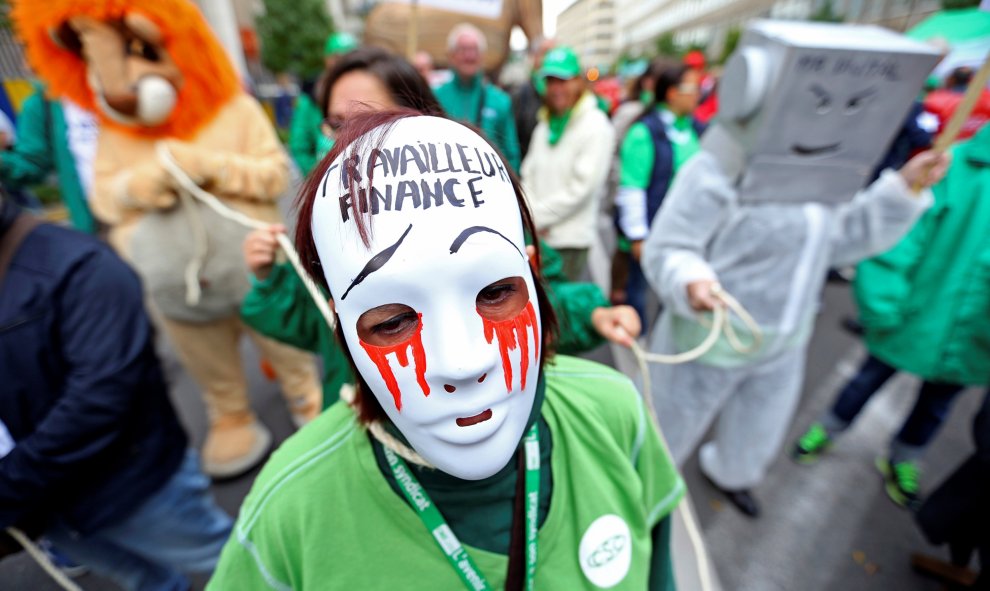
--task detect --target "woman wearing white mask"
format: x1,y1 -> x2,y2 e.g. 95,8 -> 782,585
209,111 -> 683,589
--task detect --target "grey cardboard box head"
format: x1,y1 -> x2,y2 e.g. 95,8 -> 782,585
709,20 -> 940,204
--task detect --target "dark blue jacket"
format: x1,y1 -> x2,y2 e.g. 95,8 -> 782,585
640,110 -> 706,229
0,204 -> 186,535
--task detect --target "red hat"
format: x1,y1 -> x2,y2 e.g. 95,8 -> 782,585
683,50 -> 706,69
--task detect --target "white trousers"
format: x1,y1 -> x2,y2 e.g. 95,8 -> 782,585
650,346 -> 806,490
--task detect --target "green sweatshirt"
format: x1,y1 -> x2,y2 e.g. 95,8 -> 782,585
434,73 -> 521,172
209,355 -> 682,590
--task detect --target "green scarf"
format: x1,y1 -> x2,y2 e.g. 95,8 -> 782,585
547,110 -> 572,146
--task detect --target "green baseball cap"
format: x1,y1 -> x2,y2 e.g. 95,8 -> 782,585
539,46 -> 581,80
324,32 -> 358,56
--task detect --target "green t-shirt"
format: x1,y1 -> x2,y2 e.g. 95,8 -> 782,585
208,355 -> 683,590
619,107 -> 701,190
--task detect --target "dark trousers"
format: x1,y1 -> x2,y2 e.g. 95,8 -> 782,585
625,257 -> 648,326
916,390 -> 990,585
832,354 -> 965,447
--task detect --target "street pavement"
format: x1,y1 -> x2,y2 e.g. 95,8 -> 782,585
3,281 -> 983,590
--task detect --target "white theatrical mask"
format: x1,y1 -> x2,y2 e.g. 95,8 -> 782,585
311,116 -> 541,480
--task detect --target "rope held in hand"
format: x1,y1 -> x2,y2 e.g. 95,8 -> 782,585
619,284 -> 761,591
156,143 -> 336,332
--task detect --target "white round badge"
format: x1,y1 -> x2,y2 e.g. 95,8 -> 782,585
578,514 -> 632,588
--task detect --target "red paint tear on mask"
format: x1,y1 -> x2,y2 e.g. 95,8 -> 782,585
359,314 -> 430,411
481,301 -> 539,392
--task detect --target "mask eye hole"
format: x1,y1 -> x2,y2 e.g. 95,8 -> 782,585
126,36 -> 159,62
476,276 -> 529,323
357,303 -> 420,347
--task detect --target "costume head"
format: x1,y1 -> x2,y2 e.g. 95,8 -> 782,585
12,0 -> 240,139
709,20 -> 940,204
301,113 -> 553,480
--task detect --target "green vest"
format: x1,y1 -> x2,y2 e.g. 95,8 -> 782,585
209,355 -> 683,590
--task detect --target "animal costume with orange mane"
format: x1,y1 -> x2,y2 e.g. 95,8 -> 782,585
14,0 -> 322,478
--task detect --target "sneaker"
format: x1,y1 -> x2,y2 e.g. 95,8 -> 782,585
792,422 -> 832,464
876,457 -> 922,510
38,539 -> 89,578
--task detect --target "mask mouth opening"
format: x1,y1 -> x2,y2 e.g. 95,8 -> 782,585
456,409 -> 493,427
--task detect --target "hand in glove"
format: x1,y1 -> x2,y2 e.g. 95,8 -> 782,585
163,140 -> 226,188
125,159 -> 178,210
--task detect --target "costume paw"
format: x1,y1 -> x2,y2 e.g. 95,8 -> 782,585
125,162 -> 178,209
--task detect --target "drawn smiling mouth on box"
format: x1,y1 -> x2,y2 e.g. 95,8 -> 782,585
791,142 -> 841,157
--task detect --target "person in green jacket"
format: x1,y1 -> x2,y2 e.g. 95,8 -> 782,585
0,83 -> 96,233
244,47 -> 640,410
286,32 -> 359,175
433,23 -> 521,172
214,112 -> 680,590
793,123 -> 990,510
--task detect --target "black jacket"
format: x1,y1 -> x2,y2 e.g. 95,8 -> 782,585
0,199 -> 186,535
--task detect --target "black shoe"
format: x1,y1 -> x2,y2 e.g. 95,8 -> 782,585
723,489 -> 761,518
841,316 -> 864,337
703,473 -> 761,518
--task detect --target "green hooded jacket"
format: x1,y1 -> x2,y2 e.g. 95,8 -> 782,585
855,124 -> 990,385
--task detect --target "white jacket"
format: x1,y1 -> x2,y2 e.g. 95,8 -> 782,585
521,92 -> 615,249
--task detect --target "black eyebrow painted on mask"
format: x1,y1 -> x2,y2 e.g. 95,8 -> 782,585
340,223 -> 413,300
449,226 -> 523,258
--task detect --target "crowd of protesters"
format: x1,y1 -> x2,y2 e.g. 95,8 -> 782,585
1,2 -> 988,589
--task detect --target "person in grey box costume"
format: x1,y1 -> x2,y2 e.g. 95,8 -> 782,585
640,20 -> 948,517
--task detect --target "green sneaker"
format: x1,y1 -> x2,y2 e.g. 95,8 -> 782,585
792,422 -> 832,464
876,457 -> 921,510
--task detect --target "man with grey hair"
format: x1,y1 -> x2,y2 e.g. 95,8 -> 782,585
434,22 -> 520,171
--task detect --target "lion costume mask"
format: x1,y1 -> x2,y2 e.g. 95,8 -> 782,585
14,0 -> 240,139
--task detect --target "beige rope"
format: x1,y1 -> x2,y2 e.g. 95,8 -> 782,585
5,527 -> 83,591
338,385 -> 434,468
156,142 -> 336,331
634,284 -> 762,367
621,284 -> 761,591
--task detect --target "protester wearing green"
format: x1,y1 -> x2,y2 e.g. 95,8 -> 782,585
287,32 -> 358,175
287,92 -> 328,175
614,62 -> 703,322
434,23 -> 520,171
793,124 -> 990,508
208,356 -> 683,590
217,113 -> 680,589
521,46 -> 615,282
0,83 -> 95,233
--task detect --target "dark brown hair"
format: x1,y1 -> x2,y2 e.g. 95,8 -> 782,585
319,47 -> 444,119
295,110 -> 558,424
651,60 -> 691,110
